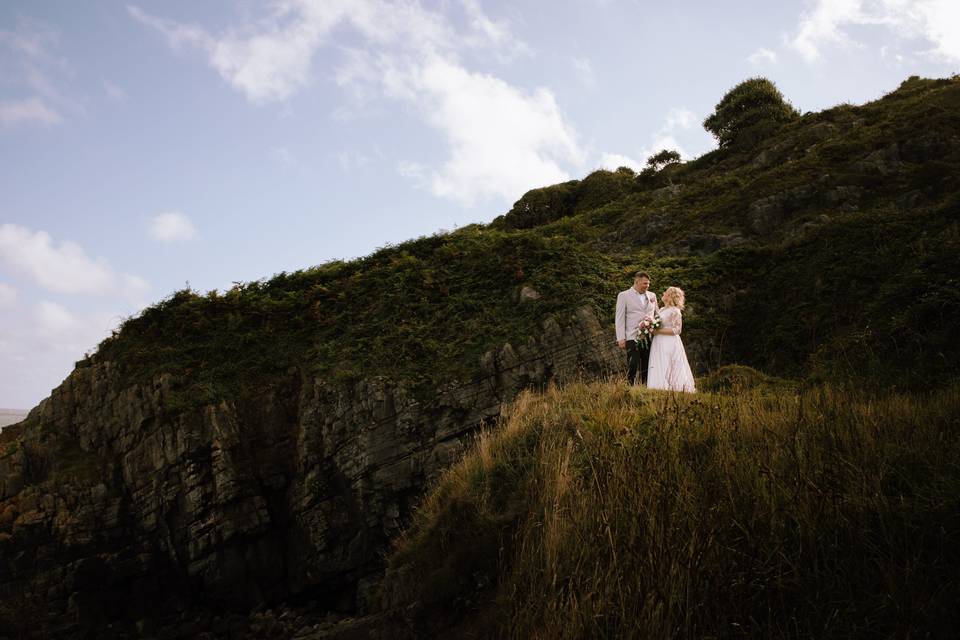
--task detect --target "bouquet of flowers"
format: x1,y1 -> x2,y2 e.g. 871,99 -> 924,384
636,314 -> 661,349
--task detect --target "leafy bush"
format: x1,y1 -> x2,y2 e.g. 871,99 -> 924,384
491,181 -> 581,230
571,169 -> 634,215
645,148 -> 681,171
704,77 -> 800,149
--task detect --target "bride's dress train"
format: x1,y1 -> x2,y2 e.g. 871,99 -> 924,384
647,306 -> 696,392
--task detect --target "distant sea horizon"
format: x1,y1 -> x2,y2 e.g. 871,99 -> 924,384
0,409 -> 27,431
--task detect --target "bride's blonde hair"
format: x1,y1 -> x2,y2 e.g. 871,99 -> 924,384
661,286 -> 685,310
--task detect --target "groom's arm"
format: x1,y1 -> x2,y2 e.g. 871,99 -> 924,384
615,292 -> 626,347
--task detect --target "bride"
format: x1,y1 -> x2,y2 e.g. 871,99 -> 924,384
647,286 -> 696,392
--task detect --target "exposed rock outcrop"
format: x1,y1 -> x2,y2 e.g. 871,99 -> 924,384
852,142 -> 903,175
0,306 -> 620,638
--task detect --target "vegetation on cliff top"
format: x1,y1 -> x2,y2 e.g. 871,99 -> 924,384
382,376 -> 960,638
703,77 -> 801,149
82,75 -> 960,406
91,232 -> 623,403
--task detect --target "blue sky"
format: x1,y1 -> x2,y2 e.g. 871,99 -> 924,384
2,0 -> 958,409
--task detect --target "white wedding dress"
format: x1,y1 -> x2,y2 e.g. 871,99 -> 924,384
646,306 -> 696,392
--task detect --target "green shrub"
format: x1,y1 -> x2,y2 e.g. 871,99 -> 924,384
490,181 -> 580,230
645,148 -> 681,171
704,77 -> 800,149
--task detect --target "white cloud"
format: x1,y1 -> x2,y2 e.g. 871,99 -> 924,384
0,282 -> 16,307
125,5 -> 215,52
0,97 -> 61,127
0,18 -> 61,62
598,152 -> 643,172
398,56 -> 583,205
130,1 -> 572,205
639,134 -> 690,166
271,146 -> 298,168
337,148 -> 380,172
103,80 -> 128,102
121,274 -> 151,296
639,107 -> 705,161
0,224 -> 149,301
31,302 -> 122,353
0,18 -> 79,125
0,300 -> 128,407
789,0 -> 863,62
788,0 -> 960,64
397,159 -> 426,182
663,107 -> 697,131
601,106 -> 711,172
148,211 -> 197,243
0,229 -> 148,410
333,46 -> 382,106
460,0 -> 531,60
916,0 -> 960,63
128,1 -> 510,100
572,56 -> 596,87
128,2 -> 345,104
748,47 -> 778,66
35,300 -> 79,337
879,44 -> 909,66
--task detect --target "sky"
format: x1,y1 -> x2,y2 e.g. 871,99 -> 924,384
1,0 -> 958,409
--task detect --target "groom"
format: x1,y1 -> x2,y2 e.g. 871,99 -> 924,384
615,271 -> 660,385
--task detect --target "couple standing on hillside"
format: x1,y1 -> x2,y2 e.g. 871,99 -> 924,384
615,271 -> 696,392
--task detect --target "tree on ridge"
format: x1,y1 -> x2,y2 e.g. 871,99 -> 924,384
704,77 -> 800,149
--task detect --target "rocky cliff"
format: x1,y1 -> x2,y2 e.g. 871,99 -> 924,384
0,306 -> 618,638
2,74 -> 959,639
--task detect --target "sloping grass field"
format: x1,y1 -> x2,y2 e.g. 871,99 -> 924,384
383,373 -> 960,638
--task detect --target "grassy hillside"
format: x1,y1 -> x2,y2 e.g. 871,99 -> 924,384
6,75 -> 959,639
380,375 -> 960,638
91,232 -> 621,405
488,74 -> 960,384
83,75 -> 960,408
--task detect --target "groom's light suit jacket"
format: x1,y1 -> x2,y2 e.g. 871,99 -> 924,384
615,288 -> 660,342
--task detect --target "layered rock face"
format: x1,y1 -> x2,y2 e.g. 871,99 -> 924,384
0,306 -> 619,638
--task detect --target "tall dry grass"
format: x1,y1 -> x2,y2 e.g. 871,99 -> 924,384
384,380 -> 960,638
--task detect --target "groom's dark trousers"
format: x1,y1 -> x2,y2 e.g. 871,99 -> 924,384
625,340 -> 650,385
